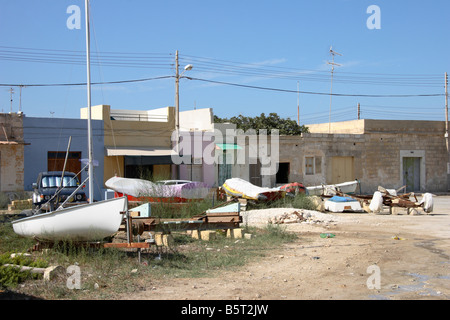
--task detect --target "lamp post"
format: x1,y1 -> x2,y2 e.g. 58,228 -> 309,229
174,50 -> 193,179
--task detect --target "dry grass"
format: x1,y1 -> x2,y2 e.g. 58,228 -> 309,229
1,210 -> 296,300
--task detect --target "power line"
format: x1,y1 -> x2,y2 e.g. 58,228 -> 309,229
0,46 -> 444,87
179,54 -> 443,88
181,64 -> 442,87
185,77 -> 445,98
0,76 -> 173,87
180,53 -> 442,77
1,75 -> 445,98
0,46 -> 173,69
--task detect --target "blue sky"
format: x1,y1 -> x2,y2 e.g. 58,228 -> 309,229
1,0 -> 449,124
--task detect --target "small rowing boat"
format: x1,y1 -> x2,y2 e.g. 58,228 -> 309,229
222,178 -> 286,202
12,196 -> 128,241
105,176 -> 210,203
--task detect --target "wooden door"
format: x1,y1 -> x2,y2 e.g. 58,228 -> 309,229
331,156 -> 354,184
403,157 -> 420,192
47,151 -> 82,176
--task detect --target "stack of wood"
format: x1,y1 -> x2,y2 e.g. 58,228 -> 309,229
333,185 -> 432,214
8,199 -> 32,211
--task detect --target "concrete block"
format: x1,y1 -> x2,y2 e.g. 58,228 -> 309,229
226,228 -> 243,239
155,233 -> 173,246
200,230 -> 217,241
155,232 -> 163,245
191,230 -> 200,239
244,233 -> 254,239
162,234 -> 174,247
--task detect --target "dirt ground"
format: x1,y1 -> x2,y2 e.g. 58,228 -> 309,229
119,195 -> 450,300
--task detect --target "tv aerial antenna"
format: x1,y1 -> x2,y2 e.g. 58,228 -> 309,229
327,46 -> 342,133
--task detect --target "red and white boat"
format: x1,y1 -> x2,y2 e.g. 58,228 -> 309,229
105,176 -> 210,203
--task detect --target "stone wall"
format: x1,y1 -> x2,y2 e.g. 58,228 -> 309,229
0,113 -> 25,192
275,120 -> 448,193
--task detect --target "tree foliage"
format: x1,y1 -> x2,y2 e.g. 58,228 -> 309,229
214,113 -> 308,135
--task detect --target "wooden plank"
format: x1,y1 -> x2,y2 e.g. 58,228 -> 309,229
103,242 -> 151,249
206,212 -> 240,217
206,216 -> 242,223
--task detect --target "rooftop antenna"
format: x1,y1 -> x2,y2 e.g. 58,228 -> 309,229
327,46 -> 342,133
18,85 -> 25,113
9,87 -> 14,113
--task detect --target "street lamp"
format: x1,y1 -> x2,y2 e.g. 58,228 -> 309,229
174,50 -> 193,178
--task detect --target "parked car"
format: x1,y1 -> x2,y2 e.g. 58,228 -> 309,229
32,171 -> 87,210
155,180 -> 192,186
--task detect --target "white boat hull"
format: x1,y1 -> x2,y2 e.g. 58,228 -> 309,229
222,178 -> 286,201
307,180 -> 359,196
105,176 -> 210,202
12,197 -> 128,242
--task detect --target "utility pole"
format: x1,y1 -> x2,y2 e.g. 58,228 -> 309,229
445,72 -> 449,190
175,50 -> 180,179
175,50 -> 180,139
358,103 -> 361,120
173,51 -> 193,179
327,46 -> 342,133
297,81 -> 300,125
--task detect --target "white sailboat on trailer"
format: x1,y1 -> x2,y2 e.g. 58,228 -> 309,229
12,0 -> 128,242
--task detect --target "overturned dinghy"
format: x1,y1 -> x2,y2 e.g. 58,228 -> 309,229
222,178 -> 286,202
105,176 -> 210,203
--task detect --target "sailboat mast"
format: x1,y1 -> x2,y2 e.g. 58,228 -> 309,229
85,0 -> 94,203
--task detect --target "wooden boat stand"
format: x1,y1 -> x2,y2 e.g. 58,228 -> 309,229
27,201 -> 242,264
329,186 -> 425,213
103,203 -> 242,263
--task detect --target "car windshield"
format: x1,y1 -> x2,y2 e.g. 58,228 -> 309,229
41,175 -> 79,188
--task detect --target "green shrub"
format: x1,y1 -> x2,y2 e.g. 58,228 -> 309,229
0,252 -> 48,289
247,194 -> 315,211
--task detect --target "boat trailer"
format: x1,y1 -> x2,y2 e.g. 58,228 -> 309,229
104,204 -> 242,249
27,200 -> 243,258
